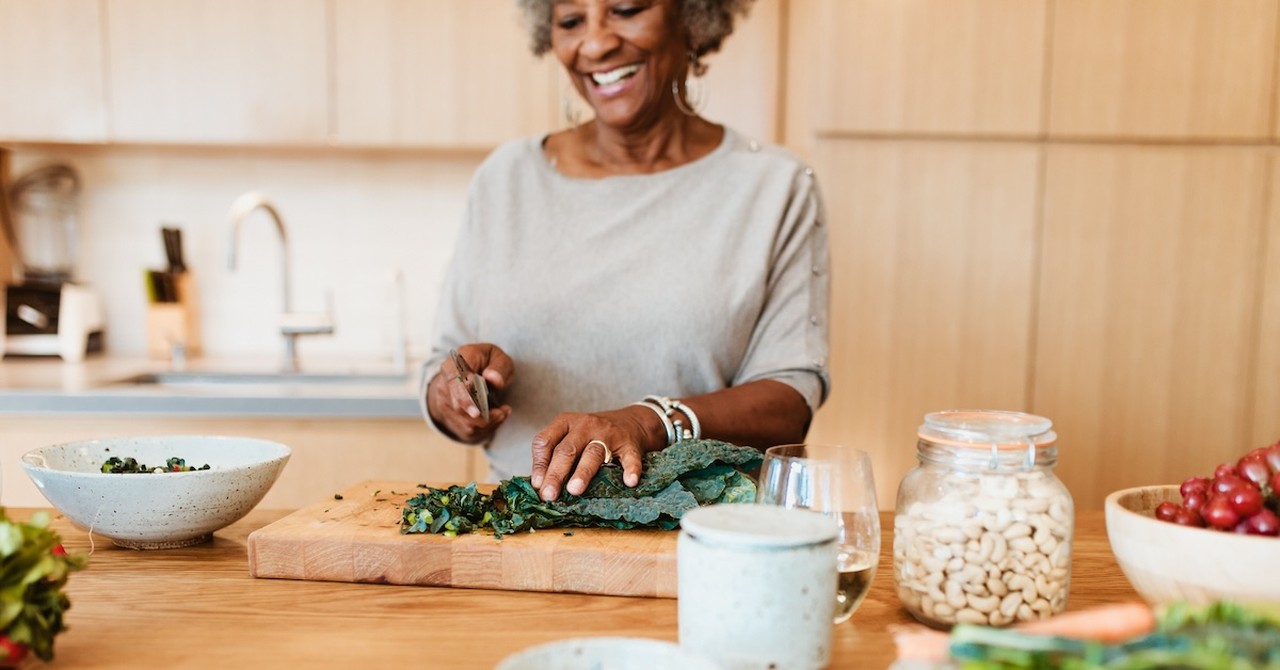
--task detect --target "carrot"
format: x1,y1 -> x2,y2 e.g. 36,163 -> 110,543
891,625 -> 951,661
1010,602 -> 1156,642
892,602 -> 1157,662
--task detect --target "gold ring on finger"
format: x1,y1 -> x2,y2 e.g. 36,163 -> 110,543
586,439 -> 612,465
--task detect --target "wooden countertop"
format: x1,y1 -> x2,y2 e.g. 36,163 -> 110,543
24,508 -> 1138,669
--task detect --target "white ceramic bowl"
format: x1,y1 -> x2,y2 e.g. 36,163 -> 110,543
1105,485 -> 1280,606
22,435 -> 290,550
495,637 -> 719,670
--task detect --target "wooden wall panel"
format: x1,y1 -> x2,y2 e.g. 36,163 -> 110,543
1256,156 -> 1280,445
811,0 -> 1048,136
1035,146 -> 1268,508
107,0 -> 329,144
700,0 -> 782,143
807,139 -> 1041,508
332,0 -> 557,148
0,0 -> 107,142
332,0 -> 779,148
0,149 -> 13,285
783,0 -> 818,159
1049,0 -> 1277,140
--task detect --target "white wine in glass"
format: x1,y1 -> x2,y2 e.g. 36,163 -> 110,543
759,444 -> 880,624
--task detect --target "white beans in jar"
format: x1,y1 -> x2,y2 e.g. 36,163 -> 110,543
893,410 -> 1074,628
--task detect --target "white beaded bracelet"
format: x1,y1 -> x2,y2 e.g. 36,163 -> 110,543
642,395 -> 702,443
671,398 -> 702,440
631,400 -> 676,445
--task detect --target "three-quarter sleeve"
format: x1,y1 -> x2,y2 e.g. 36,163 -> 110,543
731,166 -> 832,413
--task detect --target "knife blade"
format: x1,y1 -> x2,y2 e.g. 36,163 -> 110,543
448,348 -> 490,422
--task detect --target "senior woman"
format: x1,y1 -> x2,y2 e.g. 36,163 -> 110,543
422,0 -> 830,503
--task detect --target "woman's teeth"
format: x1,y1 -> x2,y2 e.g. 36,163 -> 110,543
591,64 -> 639,86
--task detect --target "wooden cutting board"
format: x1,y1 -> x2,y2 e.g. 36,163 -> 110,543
247,480 -> 678,598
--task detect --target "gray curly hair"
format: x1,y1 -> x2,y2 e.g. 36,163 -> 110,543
514,0 -> 756,76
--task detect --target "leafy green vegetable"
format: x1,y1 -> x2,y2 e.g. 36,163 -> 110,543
401,439 -> 762,538
949,601 -> 1280,669
0,510 -> 86,662
101,456 -> 211,473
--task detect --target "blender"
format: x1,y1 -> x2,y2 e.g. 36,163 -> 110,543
2,164 -> 104,361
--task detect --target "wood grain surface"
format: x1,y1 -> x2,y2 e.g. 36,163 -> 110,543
18,506 -> 1141,669
247,480 -> 679,597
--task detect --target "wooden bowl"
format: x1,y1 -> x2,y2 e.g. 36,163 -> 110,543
1105,485 -> 1280,606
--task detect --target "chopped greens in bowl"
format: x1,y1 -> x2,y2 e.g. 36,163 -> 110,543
22,435 -> 290,550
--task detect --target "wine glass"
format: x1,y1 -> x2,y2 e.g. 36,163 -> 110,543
758,444 -> 880,624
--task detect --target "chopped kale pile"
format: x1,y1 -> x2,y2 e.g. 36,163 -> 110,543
401,439 -> 762,538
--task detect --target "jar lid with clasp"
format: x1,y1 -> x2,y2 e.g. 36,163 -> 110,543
918,409 -> 1058,471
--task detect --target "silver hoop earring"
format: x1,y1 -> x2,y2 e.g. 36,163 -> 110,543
672,77 -> 706,116
562,83 -> 585,127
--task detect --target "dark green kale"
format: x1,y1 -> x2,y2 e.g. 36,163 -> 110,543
401,482 -> 494,537
401,439 -> 762,538
580,439 -> 762,498
100,456 -> 211,473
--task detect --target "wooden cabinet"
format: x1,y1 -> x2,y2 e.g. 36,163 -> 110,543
806,139 -> 1042,508
1,0 -> 783,148
1259,161 -> 1280,446
789,0 -> 1280,512
0,0 -> 108,142
1035,146 -> 1269,506
1049,0 -> 1276,140
807,0 -> 1048,137
331,0 -> 558,148
105,0 -> 329,145
0,416 -> 487,510
330,0 -> 784,148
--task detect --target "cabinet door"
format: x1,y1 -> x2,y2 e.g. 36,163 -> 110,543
332,0 -> 557,148
1035,146 -> 1268,506
1050,0 -> 1276,140
0,0 -> 108,142
807,139 -> 1041,508
106,0 -> 328,145
1258,160 -> 1280,445
808,0 -> 1048,136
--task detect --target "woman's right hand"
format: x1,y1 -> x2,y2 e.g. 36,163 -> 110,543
426,342 -> 514,443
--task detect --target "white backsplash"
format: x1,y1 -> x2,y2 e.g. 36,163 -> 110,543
10,147 -> 484,365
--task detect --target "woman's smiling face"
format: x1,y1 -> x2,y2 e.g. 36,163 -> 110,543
550,0 -> 690,131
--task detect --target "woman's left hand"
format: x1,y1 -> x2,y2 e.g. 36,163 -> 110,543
529,406 -> 657,502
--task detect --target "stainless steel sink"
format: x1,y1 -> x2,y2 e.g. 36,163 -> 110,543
114,371 -> 411,386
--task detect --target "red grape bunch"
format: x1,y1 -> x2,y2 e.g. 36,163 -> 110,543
1154,440 -> 1280,536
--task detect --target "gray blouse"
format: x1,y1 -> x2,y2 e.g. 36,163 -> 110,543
422,127 -> 831,480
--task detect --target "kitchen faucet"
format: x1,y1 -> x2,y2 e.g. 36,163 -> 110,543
226,192 -> 333,373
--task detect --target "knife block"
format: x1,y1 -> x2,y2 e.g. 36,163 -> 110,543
146,272 -> 202,359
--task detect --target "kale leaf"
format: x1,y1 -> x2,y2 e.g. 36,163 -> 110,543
401,439 -> 761,538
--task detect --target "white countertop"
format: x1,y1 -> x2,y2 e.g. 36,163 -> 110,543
0,355 -> 423,418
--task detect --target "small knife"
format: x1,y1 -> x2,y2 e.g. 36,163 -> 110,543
448,348 -> 490,422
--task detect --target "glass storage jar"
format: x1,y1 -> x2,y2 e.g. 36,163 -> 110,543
893,410 -> 1073,629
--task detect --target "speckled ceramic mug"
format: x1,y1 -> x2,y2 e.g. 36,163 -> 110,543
678,504 -> 838,670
